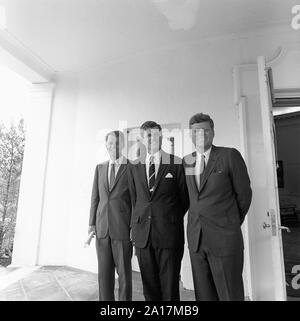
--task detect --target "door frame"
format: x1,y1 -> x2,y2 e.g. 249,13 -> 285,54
233,55 -> 287,300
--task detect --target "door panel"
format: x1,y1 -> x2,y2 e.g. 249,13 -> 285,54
257,56 -> 286,300
235,57 -> 286,300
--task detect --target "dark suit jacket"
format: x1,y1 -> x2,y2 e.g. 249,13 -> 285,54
89,159 -> 132,240
127,150 -> 189,249
183,145 -> 252,257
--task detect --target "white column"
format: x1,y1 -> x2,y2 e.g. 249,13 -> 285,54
11,83 -> 55,266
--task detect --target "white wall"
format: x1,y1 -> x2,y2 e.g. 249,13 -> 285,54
35,25 -> 300,288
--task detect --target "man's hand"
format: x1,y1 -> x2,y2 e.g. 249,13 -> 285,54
88,225 -> 96,235
85,226 -> 96,247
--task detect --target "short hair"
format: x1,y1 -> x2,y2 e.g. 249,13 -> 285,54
140,121 -> 162,132
189,113 -> 214,129
105,130 -> 124,143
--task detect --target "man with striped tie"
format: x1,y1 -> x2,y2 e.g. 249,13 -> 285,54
183,113 -> 252,301
127,121 -> 189,301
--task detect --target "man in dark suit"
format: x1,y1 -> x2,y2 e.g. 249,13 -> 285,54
88,130 -> 132,301
127,121 -> 189,301
183,113 -> 252,301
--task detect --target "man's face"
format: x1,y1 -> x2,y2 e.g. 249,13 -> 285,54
105,134 -> 124,161
190,121 -> 214,153
142,128 -> 162,155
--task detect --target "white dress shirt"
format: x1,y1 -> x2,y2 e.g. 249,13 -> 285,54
108,156 -> 123,186
145,150 -> 161,184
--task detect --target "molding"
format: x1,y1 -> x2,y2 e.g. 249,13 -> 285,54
0,27 -> 56,83
267,46 -> 285,66
274,88 -> 300,98
267,41 -> 300,68
234,39 -> 300,70
29,82 -> 56,94
233,42 -> 300,108
233,46 -> 288,73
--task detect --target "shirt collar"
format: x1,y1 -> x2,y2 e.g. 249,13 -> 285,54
146,150 -> 161,163
196,146 -> 212,160
109,155 -> 124,166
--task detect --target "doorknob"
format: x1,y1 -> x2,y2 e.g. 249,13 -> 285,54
262,222 -> 270,229
278,225 -> 291,233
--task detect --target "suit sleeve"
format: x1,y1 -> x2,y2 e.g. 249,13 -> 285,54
89,165 -> 100,226
176,162 -> 190,217
127,164 -> 136,209
229,149 -> 252,224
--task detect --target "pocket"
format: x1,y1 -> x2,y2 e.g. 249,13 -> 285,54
211,171 -> 226,176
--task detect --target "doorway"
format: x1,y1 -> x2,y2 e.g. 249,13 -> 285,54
0,64 -> 29,268
273,109 -> 300,300
0,37 -> 54,270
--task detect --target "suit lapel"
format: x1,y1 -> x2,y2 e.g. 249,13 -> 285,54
109,162 -> 127,192
151,164 -> 167,198
150,151 -> 169,199
198,145 -> 218,195
154,151 -> 168,186
102,161 -> 109,193
138,161 -> 151,199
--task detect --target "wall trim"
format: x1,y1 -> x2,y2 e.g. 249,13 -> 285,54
0,27 -> 56,82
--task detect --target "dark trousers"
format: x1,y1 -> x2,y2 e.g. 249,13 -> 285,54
95,235 -> 132,301
136,241 -> 184,301
189,241 -> 244,301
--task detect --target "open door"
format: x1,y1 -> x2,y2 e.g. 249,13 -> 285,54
234,56 -> 287,300
256,56 -> 287,300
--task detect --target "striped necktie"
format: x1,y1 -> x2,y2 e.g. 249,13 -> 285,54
148,156 -> 155,194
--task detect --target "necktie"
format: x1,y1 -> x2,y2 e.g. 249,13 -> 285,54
109,162 -> 115,191
200,154 -> 206,183
148,156 -> 155,193
195,154 -> 206,191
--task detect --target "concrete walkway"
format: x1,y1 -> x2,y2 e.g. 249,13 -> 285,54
0,265 -> 195,301
1,265 -> 298,301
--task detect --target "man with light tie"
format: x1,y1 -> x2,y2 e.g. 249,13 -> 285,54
88,130 -> 132,301
183,113 -> 252,301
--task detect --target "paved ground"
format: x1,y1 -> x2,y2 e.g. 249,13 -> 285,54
0,265 -> 299,301
0,265 -> 195,301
